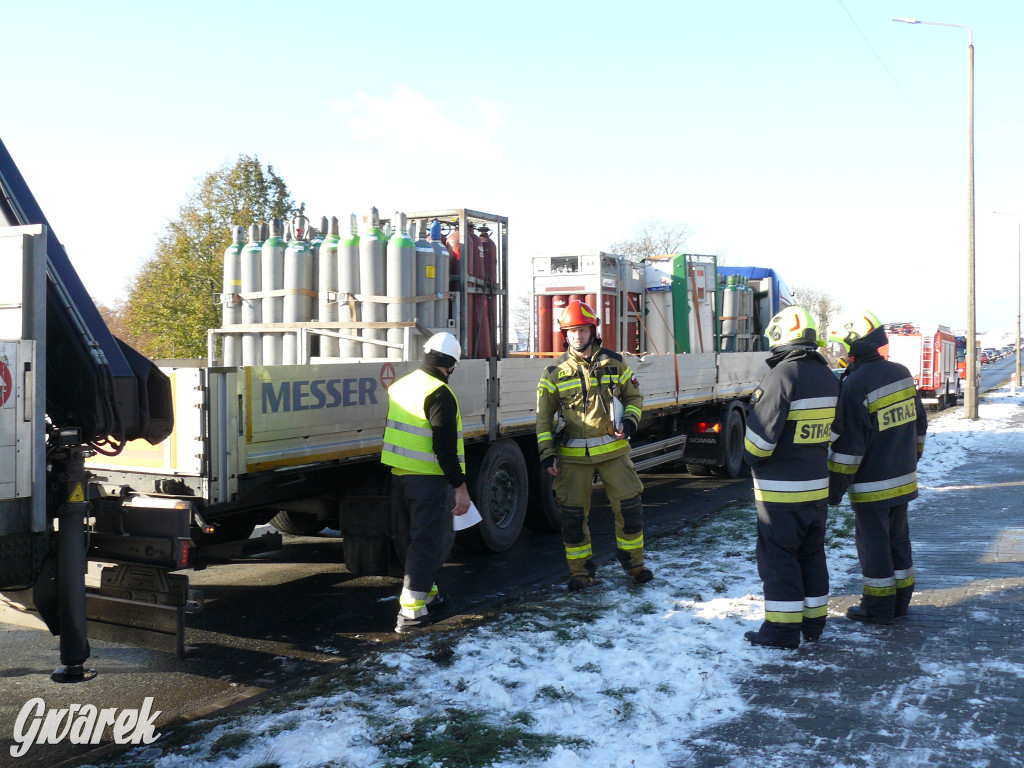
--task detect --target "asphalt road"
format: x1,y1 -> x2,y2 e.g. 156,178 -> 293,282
0,467 -> 753,768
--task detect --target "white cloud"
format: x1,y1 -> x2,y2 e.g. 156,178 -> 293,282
330,85 -> 502,166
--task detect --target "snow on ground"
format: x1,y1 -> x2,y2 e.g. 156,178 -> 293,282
95,387 -> 1024,768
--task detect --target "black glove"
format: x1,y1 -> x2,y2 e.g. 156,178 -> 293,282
621,420 -> 636,439
540,456 -> 556,472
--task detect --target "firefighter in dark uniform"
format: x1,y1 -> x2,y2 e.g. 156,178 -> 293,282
743,306 -> 839,649
827,311 -> 927,625
536,299 -> 650,591
382,332 -> 471,633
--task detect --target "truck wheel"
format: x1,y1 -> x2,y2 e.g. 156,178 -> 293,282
459,439 -> 529,552
269,511 -> 325,536
710,406 -> 745,478
526,462 -> 563,532
343,535 -> 392,577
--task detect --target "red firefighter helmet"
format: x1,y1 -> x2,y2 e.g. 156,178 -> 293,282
558,299 -> 600,332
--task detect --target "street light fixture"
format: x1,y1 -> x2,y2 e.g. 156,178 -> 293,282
893,17 -> 978,418
993,211 -> 1022,392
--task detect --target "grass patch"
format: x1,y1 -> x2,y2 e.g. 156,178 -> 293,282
209,729 -> 255,758
377,706 -> 583,768
266,718 -> 299,738
535,684 -> 578,702
600,686 -> 639,720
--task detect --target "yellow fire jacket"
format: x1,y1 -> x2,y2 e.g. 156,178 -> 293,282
536,345 -> 643,464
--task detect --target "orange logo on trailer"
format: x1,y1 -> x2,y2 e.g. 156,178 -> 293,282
380,363 -> 396,390
0,359 -> 11,408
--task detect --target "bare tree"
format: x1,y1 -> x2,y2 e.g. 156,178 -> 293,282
510,293 -> 532,351
792,285 -> 842,343
609,219 -> 693,262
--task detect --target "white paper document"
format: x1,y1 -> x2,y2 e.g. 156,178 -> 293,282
610,396 -> 624,432
454,501 -> 482,531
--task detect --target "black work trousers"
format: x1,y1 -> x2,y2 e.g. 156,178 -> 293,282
853,501 -> 914,619
755,501 -> 830,644
391,474 -> 452,597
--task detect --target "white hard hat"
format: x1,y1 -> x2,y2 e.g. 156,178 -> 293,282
423,332 -> 462,362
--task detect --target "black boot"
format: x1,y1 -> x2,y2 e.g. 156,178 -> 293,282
744,630 -> 799,650
801,617 -> 826,642
846,605 -> 894,625
744,620 -> 799,649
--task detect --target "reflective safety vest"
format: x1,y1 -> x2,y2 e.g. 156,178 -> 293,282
381,369 -> 465,476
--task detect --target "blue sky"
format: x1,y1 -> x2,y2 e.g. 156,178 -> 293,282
3,0 -> 1023,334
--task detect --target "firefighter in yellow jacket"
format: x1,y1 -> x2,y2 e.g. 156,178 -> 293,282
536,299 -> 650,591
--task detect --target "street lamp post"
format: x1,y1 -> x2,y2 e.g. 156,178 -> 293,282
994,212 -> 1022,392
893,17 -> 978,418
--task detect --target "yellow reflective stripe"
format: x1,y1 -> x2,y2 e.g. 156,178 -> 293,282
745,437 -> 774,458
754,487 -> 829,503
619,369 -> 634,385
745,427 -> 775,453
589,439 -> 630,456
765,611 -> 804,624
399,587 -> 429,617
557,380 -> 582,391
864,584 -> 897,597
849,482 -> 918,503
565,543 -> 592,560
868,387 -> 916,413
828,461 -> 859,475
617,533 -> 643,551
539,378 -> 556,393
787,407 -> 835,420
625,405 -> 642,418
559,446 -> 587,457
537,431 -> 554,443
895,575 -> 915,589
803,604 -> 828,619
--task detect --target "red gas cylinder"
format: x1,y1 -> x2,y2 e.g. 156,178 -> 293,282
552,294 -> 569,352
601,293 -> 617,351
446,225 -> 483,357
537,295 -> 553,354
477,225 -> 497,358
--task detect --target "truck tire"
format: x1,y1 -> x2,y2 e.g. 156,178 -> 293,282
269,510 -> 325,536
459,439 -> 529,552
526,461 -> 563,532
710,405 -> 746,478
343,535 -> 392,577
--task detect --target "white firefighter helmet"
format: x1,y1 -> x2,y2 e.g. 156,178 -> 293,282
765,306 -> 822,349
827,310 -> 883,352
423,332 -> 462,362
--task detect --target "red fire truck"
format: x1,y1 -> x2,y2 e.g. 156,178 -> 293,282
885,323 -> 960,409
